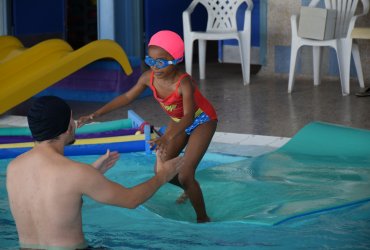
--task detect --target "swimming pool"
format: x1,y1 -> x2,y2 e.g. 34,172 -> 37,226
1,151 -> 370,249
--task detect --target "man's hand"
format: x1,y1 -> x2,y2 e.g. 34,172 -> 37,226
92,150 -> 120,174
155,151 -> 184,184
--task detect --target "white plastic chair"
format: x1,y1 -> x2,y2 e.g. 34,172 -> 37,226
182,0 -> 254,85
288,0 -> 369,95
352,27 -> 370,87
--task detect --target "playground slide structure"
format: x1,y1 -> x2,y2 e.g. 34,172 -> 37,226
0,36 -> 133,114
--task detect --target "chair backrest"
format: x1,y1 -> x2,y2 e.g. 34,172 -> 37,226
197,0 -> 250,32
309,0 -> 369,38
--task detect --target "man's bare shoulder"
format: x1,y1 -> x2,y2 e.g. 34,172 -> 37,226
67,159 -> 97,173
6,149 -> 35,171
63,158 -> 105,183
7,148 -> 94,174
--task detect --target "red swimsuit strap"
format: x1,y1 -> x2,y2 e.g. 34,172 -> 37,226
150,72 -> 190,100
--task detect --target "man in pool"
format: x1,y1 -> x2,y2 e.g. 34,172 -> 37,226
6,96 -> 183,250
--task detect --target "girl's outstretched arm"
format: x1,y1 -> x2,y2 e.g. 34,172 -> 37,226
77,71 -> 151,127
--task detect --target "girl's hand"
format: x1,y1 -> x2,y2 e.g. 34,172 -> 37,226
149,135 -> 169,161
91,150 -> 120,174
77,114 -> 94,128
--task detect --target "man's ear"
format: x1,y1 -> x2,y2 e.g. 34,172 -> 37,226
66,119 -> 74,134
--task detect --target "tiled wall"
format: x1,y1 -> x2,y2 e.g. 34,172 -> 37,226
260,0 -> 370,83
0,0 -> 7,35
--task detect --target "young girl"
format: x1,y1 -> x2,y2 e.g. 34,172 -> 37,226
78,30 -> 218,223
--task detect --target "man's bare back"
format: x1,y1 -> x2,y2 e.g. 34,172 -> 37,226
7,143 -> 181,249
6,96 -> 182,249
7,146 -> 88,248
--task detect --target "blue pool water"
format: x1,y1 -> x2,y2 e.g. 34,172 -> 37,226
1,152 -> 370,249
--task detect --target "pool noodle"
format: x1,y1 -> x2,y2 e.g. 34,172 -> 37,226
0,140 -> 146,159
0,118 -> 133,136
0,134 -> 154,149
0,110 -> 155,159
0,133 -> 156,159
0,128 -> 138,143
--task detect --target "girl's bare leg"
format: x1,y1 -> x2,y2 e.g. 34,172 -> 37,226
178,120 -> 217,223
155,120 -> 217,223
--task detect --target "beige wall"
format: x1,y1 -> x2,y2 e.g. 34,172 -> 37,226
260,0 -> 370,83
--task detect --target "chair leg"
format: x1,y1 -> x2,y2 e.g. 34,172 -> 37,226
336,40 -> 351,95
198,39 -> 207,80
239,35 -> 251,85
313,46 -> 322,86
288,42 -> 300,93
352,41 -> 365,88
184,37 -> 194,76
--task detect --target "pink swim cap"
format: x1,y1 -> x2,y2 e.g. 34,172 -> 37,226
148,30 -> 184,60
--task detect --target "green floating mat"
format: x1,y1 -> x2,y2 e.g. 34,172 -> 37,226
0,119 -> 133,136
277,122 -> 370,157
144,122 -> 370,225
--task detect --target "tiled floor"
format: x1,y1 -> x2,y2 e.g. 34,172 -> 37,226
2,62 -> 370,154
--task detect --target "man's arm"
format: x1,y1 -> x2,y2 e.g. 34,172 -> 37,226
77,156 -> 182,209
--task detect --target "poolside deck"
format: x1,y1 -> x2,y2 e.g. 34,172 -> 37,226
3,62 -> 369,140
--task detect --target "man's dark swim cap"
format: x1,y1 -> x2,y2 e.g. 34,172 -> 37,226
27,96 -> 71,142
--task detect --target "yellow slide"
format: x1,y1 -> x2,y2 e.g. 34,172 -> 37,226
0,36 -> 133,115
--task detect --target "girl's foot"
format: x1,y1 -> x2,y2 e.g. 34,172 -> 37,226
197,216 -> 211,223
176,192 -> 188,204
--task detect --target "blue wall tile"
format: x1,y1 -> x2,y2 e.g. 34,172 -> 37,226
275,45 -> 302,74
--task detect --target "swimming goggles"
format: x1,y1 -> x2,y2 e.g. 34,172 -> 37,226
145,56 -> 183,69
